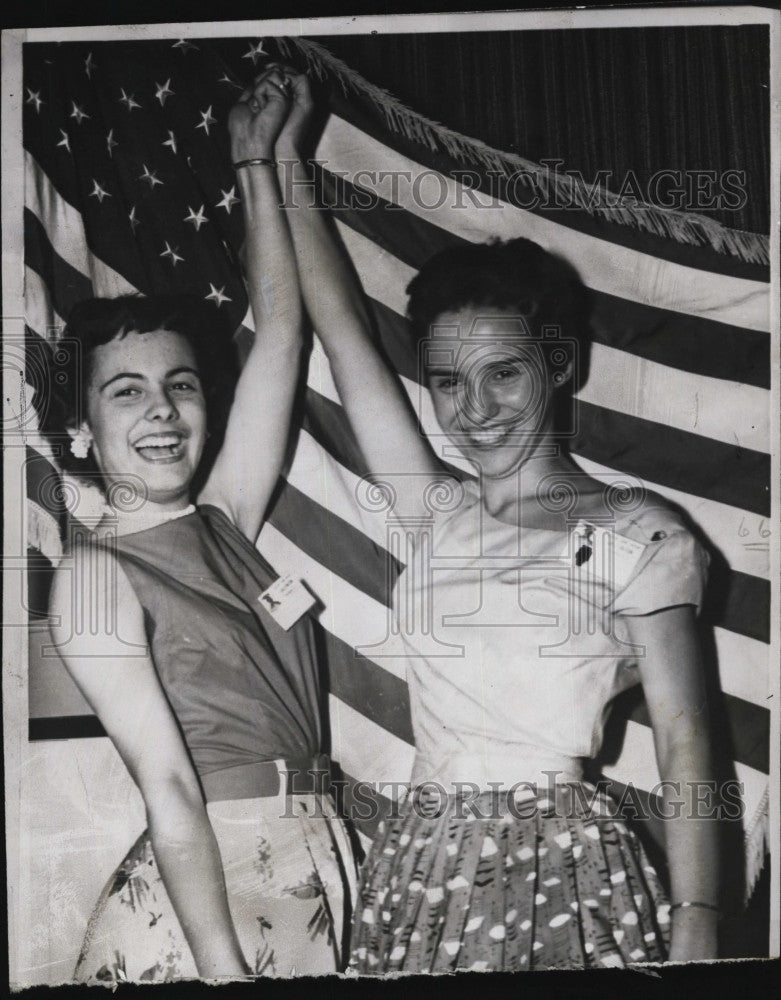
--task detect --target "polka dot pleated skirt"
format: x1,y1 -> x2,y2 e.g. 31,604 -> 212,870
351,783 -> 670,973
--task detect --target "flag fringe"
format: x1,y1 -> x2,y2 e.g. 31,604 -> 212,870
744,786 -> 769,904
274,36 -> 769,267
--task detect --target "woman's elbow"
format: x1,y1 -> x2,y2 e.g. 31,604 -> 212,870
142,769 -> 206,831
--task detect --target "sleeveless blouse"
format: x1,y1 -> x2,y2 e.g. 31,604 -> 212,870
93,504 -> 322,796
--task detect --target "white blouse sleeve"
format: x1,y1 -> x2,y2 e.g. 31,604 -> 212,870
612,507 -> 710,616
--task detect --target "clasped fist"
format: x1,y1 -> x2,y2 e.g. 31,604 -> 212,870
228,63 -> 314,162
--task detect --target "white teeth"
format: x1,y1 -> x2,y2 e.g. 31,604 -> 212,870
135,434 -> 181,448
469,429 -> 505,445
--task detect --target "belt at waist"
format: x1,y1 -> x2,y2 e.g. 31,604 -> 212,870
200,755 -> 331,802
411,748 -> 584,792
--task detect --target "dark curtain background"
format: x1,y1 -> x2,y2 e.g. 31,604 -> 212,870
316,25 -> 770,235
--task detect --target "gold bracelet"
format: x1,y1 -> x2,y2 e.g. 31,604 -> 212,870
233,157 -> 277,170
669,901 -> 719,914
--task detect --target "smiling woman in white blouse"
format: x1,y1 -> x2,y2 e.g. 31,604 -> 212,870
251,65 -> 720,972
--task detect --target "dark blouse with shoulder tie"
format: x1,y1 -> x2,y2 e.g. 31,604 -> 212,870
94,504 -> 322,800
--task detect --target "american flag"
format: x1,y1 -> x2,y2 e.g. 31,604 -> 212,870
20,34 -> 770,974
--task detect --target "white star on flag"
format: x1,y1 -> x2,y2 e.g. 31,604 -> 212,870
218,73 -> 242,89
163,131 -> 178,154
139,164 -> 163,188
26,88 -> 43,113
216,186 -> 240,213
56,129 -> 71,153
128,206 -> 140,232
70,101 -> 90,124
242,40 -> 267,65
84,52 -> 95,78
119,88 -> 142,112
184,205 -> 208,230
173,39 -> 198,53
89,180 -> 111,203
196,106 -> 217,135
155,79 -> 175,106
206,284 -> 232,307
106,129 -> 118,156
160,242 -> 184,266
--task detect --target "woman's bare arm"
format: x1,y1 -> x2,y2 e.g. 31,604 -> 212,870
199,71 -> 303,542
49,545 -> 249,978
274,69 -> 444,523
622,604 -> 719,961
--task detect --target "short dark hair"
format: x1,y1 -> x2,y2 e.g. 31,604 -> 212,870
406,237 -> 592,372
40,294 -> 237,480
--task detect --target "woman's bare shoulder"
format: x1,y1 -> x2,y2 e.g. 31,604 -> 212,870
49,537 -> 144,652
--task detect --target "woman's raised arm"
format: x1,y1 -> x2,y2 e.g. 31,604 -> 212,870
49,546 -> 250,978
273,69 -> 444,521
199,71 -> 303,541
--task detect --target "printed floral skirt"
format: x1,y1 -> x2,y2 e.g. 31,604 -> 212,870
351,782 -> 670,973
75,793 -> 357,983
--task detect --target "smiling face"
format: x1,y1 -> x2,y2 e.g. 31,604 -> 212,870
425,308 -> 566,479
78,328 -> 207,508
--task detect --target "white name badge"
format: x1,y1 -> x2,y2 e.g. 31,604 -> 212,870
569,520 -> 647,591
258,574 -> 317,630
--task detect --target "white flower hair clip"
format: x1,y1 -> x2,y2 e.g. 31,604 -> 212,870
69,429 -> 92,459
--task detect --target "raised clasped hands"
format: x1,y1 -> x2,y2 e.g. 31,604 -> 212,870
228,65 -> 294,162
229,63 -> 315,163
